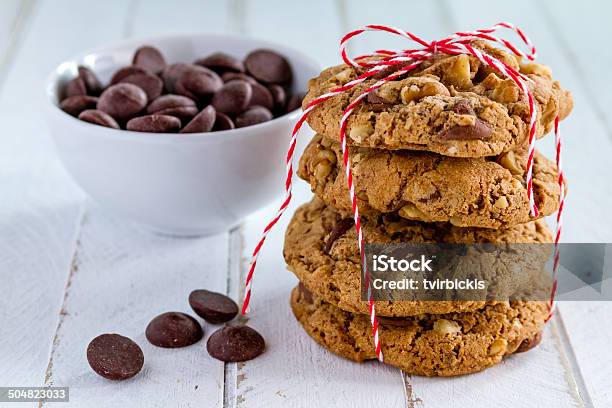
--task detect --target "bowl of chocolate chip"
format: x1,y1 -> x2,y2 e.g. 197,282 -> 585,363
44,35 -> 319,235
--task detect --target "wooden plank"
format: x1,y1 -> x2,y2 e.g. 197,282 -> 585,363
557,301 -> 610,408
0,0 -> 32,84
227,0 -> 401,405
232,2 -> 426,407
242,0 -> 343,67
127,0 -> 228,38
411,321 -> 582,408
45,207 -> 228,407
442,0 -> 612,243
531,5 -> 612,405
0,0 -> 136,388
344,0 -> 449,57
342,3 -> 454,406
538,0 -> 612,138
233,183 -> 406,408
231,1 -> 595,407
38,0 -> 236,406
342,2 -> 582,406
441,1 -> 609,406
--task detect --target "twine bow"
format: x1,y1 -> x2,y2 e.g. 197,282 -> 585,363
241,23 -> 564,363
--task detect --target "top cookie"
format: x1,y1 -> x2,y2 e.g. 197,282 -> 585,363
303,42 -> 573,157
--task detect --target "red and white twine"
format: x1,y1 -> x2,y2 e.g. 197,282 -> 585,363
547,116 -> 564,322
241,23 -> 565,362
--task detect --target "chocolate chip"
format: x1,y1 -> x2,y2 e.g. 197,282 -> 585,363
437,120 -> 492,141
324,218 -> 354,253
285,94 -> 303,113
378,316 -> 413,327
195,52 -> 245,73
221,72 -> 257,85
245,49 -> 292,84
64,45 -> 301,132
126,115 -> 182,133
78,109 -> 119,129
212,80 -> 252,114
175,65 -> 223,100
145,312 -> 204,348
64,77 -> 87,98
212,112 -> 234,131
297,282 -> 314,304
367,103 -> 389,112
157,106 -> 200,123
515,332 -> 542,353
147,94 -> 197,123
207,326 -> 265,362
110,66 -> 148,85
97,83 -> 148,121
188,289 -> 238,323
133,45 -> 167,74
235,106 -> 273,128
147,94 -> 196,114
60,95 -> 98,116
78,66 -> 103,95
366,90 -> 390,105
248,82 -> 274,110
86,334 -> 144,381
268,84 -> 286,111
180,105 -> 216,133
366,90 -> 392,112
118,72 -> 163,100
372,63 -> 409,80
162,63 -> 191,94
452,99 -> 475,115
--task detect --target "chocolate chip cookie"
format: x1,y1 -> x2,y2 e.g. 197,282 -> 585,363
298,134 -> 562,229
290,285 -> 546,376
284,199 -> 552,317
303,41 -> 572,157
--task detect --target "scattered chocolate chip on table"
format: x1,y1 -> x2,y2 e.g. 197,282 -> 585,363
189,289 -> 239,324
86,334 -> 144,381
207,325 -> 266,362
145,311 -> 204,348
87,288 -> 264,382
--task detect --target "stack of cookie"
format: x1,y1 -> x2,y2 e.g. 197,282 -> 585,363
283,42 -> 573,376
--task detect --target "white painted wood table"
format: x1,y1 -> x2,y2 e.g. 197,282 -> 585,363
1,0 -> 611,407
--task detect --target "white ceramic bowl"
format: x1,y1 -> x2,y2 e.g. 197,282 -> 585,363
44,34 -> 320,236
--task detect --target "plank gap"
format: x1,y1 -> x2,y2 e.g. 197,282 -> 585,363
536,0 -> 612,143
0,0 -> 38,94
122,0 -> 141,38
434,0 -> 457,34
401,371 -> 424,408
551,311 -> 594,408
39,209 -> 86,408
227,0 -> 246,35
223,226 -> 245,408
334,0 -> 350,44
